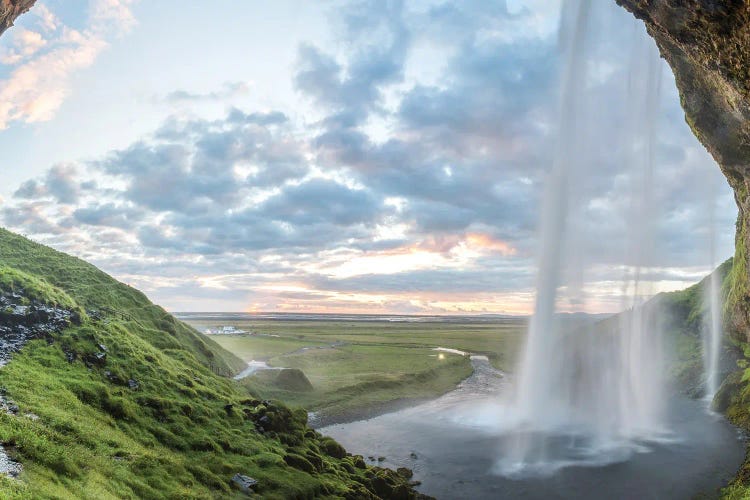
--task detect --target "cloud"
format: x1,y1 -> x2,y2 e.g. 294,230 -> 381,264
0,28 -> 47,64
72,202 -> 144,228
165,81 -> 252,104
294,0 -> 408,124
2,200 -> 66,235
0,0 -> 136,129
258,178 -> 385,227
97,110 -> 307,214
13,163 -> 80,204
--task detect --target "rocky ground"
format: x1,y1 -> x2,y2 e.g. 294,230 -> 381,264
0,291 -> 79,366
0,290 -> 80,479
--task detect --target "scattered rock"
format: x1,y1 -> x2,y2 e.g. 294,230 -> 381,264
231,473 -> 258,493
410,452 -> 418,459
377,456 -> 386,462
127,379 -> 139,390
0,292 -> 77,367
258,415 -> 271,429
0,445 -> 21,478
396,467 -> 413,479
86,309 -> 104,322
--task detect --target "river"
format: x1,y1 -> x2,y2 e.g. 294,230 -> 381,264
320,357 -> 745,499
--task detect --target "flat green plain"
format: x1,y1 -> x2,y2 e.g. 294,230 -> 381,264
184,317 -> 528,424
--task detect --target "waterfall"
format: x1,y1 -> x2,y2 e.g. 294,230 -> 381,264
703,183 -> 722,400
616,15 -> 664,438
498,0 -> 668,476
703,270 -> 722,399
510,0 -> 591,432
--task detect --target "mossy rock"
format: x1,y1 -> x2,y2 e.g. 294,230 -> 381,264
319,437 -> 347,459
283,453 -> 316,473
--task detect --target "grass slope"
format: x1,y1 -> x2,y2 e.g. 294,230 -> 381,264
585,259 -> 732,396
657,259 -> 733,393
0,229 -> 423,499
0,229 -> 244,377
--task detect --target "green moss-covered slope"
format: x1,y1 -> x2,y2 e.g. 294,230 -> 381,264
658,259 -> 733,394
0,229 -> 426,499
0,229 -> 244,377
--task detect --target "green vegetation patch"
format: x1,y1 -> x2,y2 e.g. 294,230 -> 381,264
199,318 -> 526,372
0,266 -> 80,314
206,321 -> 511,422
254,368 -> 314,392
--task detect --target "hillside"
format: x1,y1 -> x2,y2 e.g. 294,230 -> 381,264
656,259 -> 733,394
0,229 -> 425,499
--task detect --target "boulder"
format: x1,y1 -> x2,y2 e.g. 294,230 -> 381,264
231,473 -> 258,493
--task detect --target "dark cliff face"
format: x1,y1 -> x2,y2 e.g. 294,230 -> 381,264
615,0 -> 750,342
0,0 -> 36,37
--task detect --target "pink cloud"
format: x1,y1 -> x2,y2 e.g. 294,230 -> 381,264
0,0 -> 136,129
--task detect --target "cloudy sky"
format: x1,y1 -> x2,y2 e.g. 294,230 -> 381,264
0,0 -> 737,314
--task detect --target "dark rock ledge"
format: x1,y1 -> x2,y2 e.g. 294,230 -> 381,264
0,0 -> 36,37
0,291 -> 79,366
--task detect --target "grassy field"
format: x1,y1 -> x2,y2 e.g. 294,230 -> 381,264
182,316 -> 528,424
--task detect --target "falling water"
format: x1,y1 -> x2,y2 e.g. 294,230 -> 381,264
498,0 -> 667,475
703,183 -> 722,400
616,16 -> 664,438
703,270 -> 722,399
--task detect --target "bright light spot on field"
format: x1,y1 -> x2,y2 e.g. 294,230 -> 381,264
438,353 -> 445,360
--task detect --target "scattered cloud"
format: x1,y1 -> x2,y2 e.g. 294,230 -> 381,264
165,81 -> 252,104
0,0 -> 736,314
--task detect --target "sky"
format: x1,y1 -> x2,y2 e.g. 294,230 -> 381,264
0,0 -> 737,314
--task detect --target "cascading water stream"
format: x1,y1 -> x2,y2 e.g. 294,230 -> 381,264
510,0 -> 591,433
616,20 -> 664,438
703,182 -> 722,400
498,0 -> 668,476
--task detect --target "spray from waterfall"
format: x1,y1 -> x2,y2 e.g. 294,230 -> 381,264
498,0 -> 667,476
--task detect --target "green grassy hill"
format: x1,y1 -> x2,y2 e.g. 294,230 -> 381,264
0,229 -> 425,499
656,258 -> 733,394
581,259 -> 733,396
